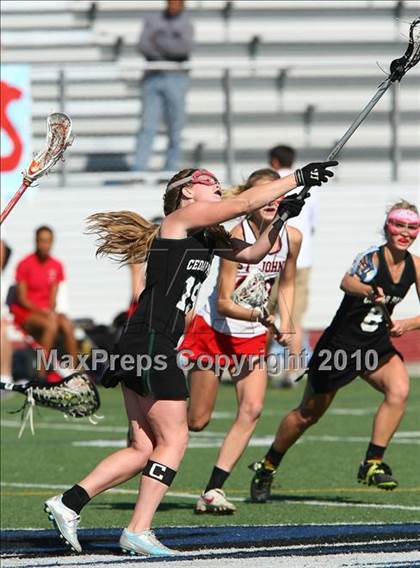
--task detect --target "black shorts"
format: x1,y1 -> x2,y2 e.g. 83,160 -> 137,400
101,327 -> 189,400
307,332 -> 403,394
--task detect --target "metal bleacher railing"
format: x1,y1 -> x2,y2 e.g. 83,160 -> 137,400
42,59 -> 417,186
2,0 -> 419,187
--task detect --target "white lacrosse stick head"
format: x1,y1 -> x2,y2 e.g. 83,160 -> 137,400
349,245 -> 379,283
231,270 -> 268,309
24,113 -> 73,182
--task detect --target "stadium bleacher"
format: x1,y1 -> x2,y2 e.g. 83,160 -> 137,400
2,0 -> 419,184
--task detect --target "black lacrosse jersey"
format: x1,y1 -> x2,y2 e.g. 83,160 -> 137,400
324,245 -> 416,347
127,230 -> 215,341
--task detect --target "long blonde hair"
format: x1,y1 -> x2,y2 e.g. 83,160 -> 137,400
223,168 -> 280,199
87,169 -> 232,264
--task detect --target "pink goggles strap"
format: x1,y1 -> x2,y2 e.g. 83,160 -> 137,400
387,208 -> 420,225
166,169 -> 218,192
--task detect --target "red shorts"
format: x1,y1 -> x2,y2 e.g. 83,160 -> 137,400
10,304 -> 31,327
179,315 -> 267,366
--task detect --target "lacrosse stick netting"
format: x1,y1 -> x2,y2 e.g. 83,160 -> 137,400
25,112 -> 73,181
4,373 -> 101,438
0,112 -> 73,225
390,17 -> 420,81
231,271 -> 268,309
28,373 -> 100,418
231,272 -> 287,336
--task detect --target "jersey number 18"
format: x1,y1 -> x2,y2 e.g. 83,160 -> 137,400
177,276 -> 201,314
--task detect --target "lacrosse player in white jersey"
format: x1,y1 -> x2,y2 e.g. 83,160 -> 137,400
179,168 -> 303,514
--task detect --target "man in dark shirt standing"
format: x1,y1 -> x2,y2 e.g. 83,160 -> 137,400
133,0 -> 194,173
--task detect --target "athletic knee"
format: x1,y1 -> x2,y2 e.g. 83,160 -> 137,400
297,408 -> 320,429
173,429 -> 189,454
158,426 -> 189,452
58,314 -> 74,334
45,317 -> 59,334
131,438 -> 154,462
386,384 -> 409,407
238,401 -> 264,424
188,412 -> 211,432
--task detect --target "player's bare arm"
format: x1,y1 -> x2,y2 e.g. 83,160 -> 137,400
276,226 -> 302,343
215,224 -> 271,323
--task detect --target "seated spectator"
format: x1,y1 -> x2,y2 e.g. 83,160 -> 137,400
10,226 -> 78,379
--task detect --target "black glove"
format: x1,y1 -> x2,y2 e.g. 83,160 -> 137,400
294,160 -> 338,187
276,193 -> 309,220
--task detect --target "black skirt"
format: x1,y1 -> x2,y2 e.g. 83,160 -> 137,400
101,326 -> 189,400
307,331 -> 403,394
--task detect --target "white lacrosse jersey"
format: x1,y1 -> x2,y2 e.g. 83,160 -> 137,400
199,220 -> 289,338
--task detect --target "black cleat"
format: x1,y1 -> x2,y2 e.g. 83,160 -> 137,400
357,460 -> 398,491
248,460 -> 277,503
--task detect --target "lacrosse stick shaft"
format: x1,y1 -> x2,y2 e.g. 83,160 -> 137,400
369,280 -> 394,327
322,79 -> 391,163
276,78 -> 393,227
0,381 -> 27,393
0,180 -> 31,225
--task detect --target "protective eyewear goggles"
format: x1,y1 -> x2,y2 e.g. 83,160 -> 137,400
386,209 -> 420,238
387,219 -> 419,238
166,169 -> 220,192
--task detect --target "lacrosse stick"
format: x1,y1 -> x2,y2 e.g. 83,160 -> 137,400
276,17 -> 420,229
231,271 -> 283,335
0,112 -> 73,225
0,372 -> 100,438
232,270 -> 268,309
350,245 -> 393,327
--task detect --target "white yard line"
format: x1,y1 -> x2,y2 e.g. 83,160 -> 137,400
2,415 -> 420,447
2,482 -> 420,511
0,407 -> 378,432
69,434 -> 420,449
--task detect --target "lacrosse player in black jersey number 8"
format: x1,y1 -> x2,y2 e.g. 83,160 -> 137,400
250,200 -> 420,502
44,161 -> 336,557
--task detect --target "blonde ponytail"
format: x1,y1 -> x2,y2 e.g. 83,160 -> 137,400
86,211 -> 159,265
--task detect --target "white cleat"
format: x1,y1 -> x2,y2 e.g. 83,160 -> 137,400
195,488 -> 236,514
119,528 -> 178,557
44,495 -> 81,553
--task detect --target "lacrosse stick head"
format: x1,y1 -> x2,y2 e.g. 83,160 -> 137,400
231,270 -> 268,309
349,245 -> 379,283
24,113 -> 73,183
29,372 -> 100,418
389,17 -> 420,82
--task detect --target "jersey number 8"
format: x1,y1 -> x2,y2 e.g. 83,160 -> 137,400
361,306 -> 384,333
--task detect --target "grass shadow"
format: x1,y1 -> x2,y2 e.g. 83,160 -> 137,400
261,494 -> 384,506
92,500 -> 195,512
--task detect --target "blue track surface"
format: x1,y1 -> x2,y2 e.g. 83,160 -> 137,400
2,523 -> 420,561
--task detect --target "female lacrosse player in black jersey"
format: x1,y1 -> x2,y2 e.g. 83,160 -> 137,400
250,200 -> 420,502
44,162 -> 337,557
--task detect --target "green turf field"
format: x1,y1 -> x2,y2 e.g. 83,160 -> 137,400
1,377 -> 419,529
